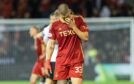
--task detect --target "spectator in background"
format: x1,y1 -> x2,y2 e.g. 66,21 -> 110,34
85,0 -> 94,17
39,0 -> 51,18
0,1 -> 3,18
67,0 -> 80,14
100,5 -> 111,17
16,0 -> 30,18
78,1 -> 87,17
119,3 -> 133,16
2,0 -> 13,18
28,0 -> 40,18
92,8 -> 99,17
0,0 -> 134,18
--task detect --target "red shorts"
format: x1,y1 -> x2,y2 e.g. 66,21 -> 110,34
54,62 -> 83,80
32,61 -> 44,77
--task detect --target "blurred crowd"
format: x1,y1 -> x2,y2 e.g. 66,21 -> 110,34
0,0 -> 134,19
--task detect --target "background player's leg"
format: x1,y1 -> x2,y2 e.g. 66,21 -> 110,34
40,68 -> 46,84
40,77 -> 45,84
53,80 -> 57,84
67,78 -> 72,84
57,80 -> 67,84
71,78 -> 82,84
45,78 -> 53,84
45,62 -> 57,84
30,74 -> 39,84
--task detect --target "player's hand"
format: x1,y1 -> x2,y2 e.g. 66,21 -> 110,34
41,68 -> 46,76
44,59 -> 52,77
64,17 -> 77,29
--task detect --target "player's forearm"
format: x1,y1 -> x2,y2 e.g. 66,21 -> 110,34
72,27 -> 88,41
46,40 -> 55,60
46,47 -> 54,60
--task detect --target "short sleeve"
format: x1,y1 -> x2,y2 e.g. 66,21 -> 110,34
48,24 -> 56,40
38,38 -> 43,43
35,38 -> 42,48
42,27 -> 49,43
41,28 -> 46,37
78,16 -> 89,32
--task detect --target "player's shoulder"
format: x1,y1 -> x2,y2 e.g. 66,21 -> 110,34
36,37 -> 44,44
52,19 -> 60,26
72,15 -> 85,24
73,15 -> 83,19
35,36 -> 42,40
43,25 -> 49,30
50,20 -> 60,30
45,25 -> 51,30
42,25 -> 50,34
73,15 -> 85,23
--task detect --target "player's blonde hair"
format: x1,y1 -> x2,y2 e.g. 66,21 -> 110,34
50,9 -> 60,17
57,3 -> 70,16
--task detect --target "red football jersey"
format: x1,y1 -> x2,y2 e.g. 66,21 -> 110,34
34,38 -> 44,62
49,16 -> 88,65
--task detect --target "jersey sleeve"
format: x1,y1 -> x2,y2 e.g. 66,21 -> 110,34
36,38 -> 42,47
35,38 -> 42,56
78,16 -> 89,32
48,24 -> 56,40
41,28 -> 46,37
42,28 -> 48,43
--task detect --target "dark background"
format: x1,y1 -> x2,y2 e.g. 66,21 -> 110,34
0,0 -> 134,19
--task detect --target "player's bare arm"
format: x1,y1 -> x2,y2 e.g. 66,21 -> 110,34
66,18 -> 88,41
46,39 -> 55,60
45,39 -> 55,76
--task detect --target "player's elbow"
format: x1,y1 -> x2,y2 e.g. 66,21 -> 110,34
83,36 -> 88,41
83,32 -> 88,41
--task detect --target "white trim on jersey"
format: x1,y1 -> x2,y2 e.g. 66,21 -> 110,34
42,25 -> 58,62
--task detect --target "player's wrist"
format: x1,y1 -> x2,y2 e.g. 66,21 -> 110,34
45,59 -> 51,71
46,59 -> 50,62
45,59 -> 50,68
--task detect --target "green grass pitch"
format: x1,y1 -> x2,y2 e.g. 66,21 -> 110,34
0,81 -> 134,84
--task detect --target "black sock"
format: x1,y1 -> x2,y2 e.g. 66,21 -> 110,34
40,77 -> 46,83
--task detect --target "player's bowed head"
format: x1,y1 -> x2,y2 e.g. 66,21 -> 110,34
57,3 -> 89,41
29,26 -> 40,38
50,10 -> 60,24
57,4 -> 73,23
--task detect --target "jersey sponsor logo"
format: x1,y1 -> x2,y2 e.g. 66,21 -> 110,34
74,66 -> 83,74
59,30 -> 75,37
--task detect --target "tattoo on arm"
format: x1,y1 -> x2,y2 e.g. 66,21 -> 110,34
49,41 -> 55,50
50,46 -> 54,49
